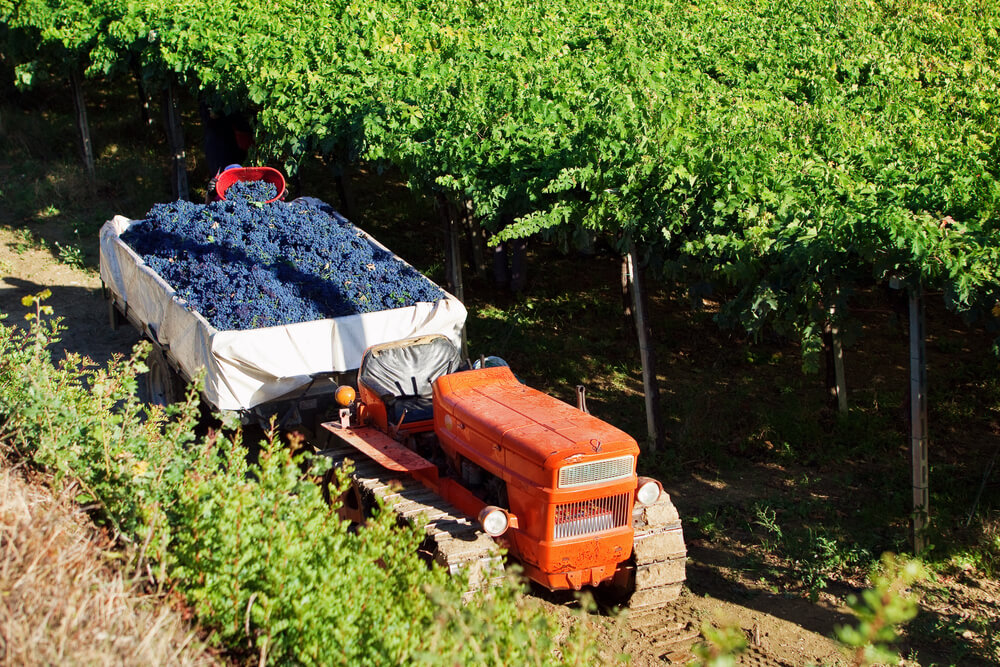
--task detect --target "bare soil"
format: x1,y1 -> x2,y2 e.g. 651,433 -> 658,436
0,228 -> 141,365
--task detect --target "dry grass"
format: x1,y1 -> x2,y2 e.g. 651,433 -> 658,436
0,461 -> 220,666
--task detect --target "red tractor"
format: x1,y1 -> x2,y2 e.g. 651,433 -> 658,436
318,334 -> 685,611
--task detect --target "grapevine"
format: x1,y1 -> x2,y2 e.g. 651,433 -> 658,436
4,0 -> 1000,344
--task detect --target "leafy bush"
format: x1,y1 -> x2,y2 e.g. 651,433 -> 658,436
121,197 -> 445,330
835,554 -> 926,667
0,299 -> 599,665
166,432 -> 460,665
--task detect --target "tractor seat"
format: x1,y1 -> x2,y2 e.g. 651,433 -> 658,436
387,396 -> 435,425
358,335 -> 463,426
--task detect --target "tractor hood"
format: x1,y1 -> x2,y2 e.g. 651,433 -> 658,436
433,367 -> 639,481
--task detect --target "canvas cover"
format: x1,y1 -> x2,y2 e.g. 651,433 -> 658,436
99,215 -> 467,411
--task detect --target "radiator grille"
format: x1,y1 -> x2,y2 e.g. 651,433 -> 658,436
558,455 -> 634,488
553,493 -> 631,540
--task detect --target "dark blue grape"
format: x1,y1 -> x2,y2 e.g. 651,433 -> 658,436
120,197 -> 446,330
225,179 -> 278,203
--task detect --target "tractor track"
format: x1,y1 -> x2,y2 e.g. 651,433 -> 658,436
615,491 -> 697,663
624,492 -> 687,612
318,444 -> 504,592
625,605 -> 702,663
606,494 -> 800,665
624,609 -> 798,665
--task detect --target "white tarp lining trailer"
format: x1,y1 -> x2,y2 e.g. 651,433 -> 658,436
99,214 -> 467,419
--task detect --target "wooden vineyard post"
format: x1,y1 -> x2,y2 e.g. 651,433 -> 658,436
909,284 -> 929,553
70,69 -> 96,193
626,241 -> 663,452
831,302 -> 848,413
438,195 -> 467,359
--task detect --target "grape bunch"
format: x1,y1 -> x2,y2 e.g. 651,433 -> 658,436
121,196 -> 446,331
224,179 -> 278,203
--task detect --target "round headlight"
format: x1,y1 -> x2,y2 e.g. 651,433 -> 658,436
636,477 -> 662,506
478,506 -> 510,537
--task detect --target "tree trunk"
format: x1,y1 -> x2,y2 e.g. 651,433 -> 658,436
832,323 -> 847,413
438,195 -> 463,300
492,242 -> 509,287
464,201 -> 489,279
447,210 -> 464,303
161,82 -> 189,200
332,161 -> 358,222
130,57 -> 152,127
286,168 -> 302,200
626,241 -> 663,452
822,319 -> 848,413
621,256 -> 633,340
69,70 -> 96,194
509,237 -> 527,293
437,194 -> 467,357
492,214 -> 513,289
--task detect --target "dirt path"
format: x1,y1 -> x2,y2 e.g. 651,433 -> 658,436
0,227 -> 141,364
0,225 -> 850,666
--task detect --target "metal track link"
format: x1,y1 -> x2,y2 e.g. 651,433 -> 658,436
318,446 -> 504,594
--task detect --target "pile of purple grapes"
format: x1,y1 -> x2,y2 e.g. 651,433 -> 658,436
224,179 -> 278,202
121,195 -> 445,331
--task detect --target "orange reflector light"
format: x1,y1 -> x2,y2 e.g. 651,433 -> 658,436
335,385 -> 357,407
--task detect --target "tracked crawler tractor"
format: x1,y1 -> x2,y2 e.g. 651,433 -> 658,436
316,334 -> 686,611
100,190 -> 685,613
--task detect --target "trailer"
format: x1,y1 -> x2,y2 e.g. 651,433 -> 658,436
99,204 -> 467,428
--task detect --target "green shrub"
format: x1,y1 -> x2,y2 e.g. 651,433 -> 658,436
835,553 -> 926,667
167,436 -> 456,665
0,300 -> 599,665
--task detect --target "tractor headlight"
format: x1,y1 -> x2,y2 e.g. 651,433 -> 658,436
636,477 -> 662,506
478,506 -> 511,537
